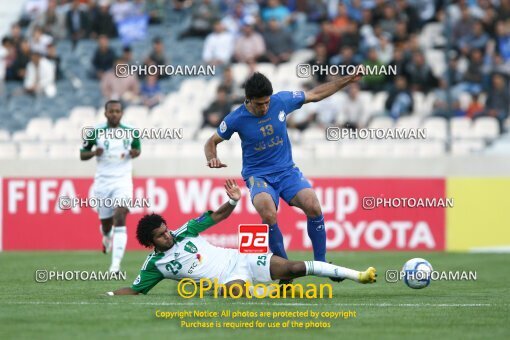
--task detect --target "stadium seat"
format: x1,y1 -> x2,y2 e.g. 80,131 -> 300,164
424,50 -> 446,78
290,49 -> 315,63
472,116 -> 500,139
302,127 -> 326,142
451,139 -> 485,155
0,129 -> 10,141
25,117 -> 53,139
196,127 -> 216,142
48,143 -> 79,159
396,116 -> 422,129
0,143 -> 17,159
422,116 -> 448,140
314,143 -> 338,158
483,138 -> 510,155
450,117 -> 473,139
392,141 -> 419,157
255,63 -> 276,79
458,91 -> 472,110
19,143 -> 48,159
417,140 -> 446,157
231,63 -> 250,84
69,106 -> 97,127
12,131 -> 36,142
368,115 -> 394,129
368,92 -> 388,115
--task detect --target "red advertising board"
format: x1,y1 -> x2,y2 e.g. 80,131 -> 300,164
0,177 -> 445,251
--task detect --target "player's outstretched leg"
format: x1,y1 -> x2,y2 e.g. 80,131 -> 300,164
253,193 -> 288,259
110,207 -> 129,273
289,188 -> 326,262
269,255 -> 377,284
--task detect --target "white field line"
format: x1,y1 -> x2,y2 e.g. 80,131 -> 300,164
1,301 -> 498,307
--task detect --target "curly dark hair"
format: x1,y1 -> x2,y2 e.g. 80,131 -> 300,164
244,72 -> 273,99
136,213 -> 167,247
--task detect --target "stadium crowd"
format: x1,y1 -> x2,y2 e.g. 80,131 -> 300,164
0,0 -> 509,133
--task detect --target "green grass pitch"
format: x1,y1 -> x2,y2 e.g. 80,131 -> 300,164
0,251 -> 508,339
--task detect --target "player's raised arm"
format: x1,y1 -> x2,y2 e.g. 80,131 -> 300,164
304,65 -> 364,104
210,179 -> 241,223
204,132 -> 228,168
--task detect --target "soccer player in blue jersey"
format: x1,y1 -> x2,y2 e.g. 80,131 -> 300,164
204,69 -> 363,279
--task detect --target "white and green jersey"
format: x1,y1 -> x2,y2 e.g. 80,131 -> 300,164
81,123 -> 141,185
131,211 -> 239,294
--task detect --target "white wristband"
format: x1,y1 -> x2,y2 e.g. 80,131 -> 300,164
229,199 -> 238,206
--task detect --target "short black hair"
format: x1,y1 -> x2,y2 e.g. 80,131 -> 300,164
137,213 -> 167,247
104,99 -> 122,111
244,72 -> 273,99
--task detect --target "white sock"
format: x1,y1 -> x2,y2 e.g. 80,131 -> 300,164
304,261 -> 360,282
111,226 -> 127,269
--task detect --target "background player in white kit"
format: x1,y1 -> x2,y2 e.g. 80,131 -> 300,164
80,100 -> 141,273
108,180 -> 376,296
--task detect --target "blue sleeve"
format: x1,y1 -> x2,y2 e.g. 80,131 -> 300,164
217,112 -> 237,140
277,91 -> 305,113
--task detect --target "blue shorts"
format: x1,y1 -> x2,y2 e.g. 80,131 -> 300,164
244,167 -> 312,208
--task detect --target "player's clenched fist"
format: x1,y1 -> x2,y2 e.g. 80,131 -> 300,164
207,158 -> 227,168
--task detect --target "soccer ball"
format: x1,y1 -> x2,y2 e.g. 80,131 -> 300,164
402,258 -> 433,289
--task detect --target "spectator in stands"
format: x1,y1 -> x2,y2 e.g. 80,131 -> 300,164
396,0 -> 420,33
495,20 -> 510,62
341,21 -> 360,51
201,86 -> 232,128
453,7 -> 475,48
405,51 -> 438,93
29,0 -> 66,40
262,19 -> 294,65
8,39 -> 31,82
313,20 -> 341,59
393,21 -> 410,49
90,0 -> 118,39
388,47 -> 409,82
379,4 -> 399,36
202,21 -> 234,66
110,0 -> 136,23
338,83 -> 366,129
485,73 -> 509,122
101,59 -> 140,105
24,51 -> 57,97
46,43 -> 62,80
7,23 -> 23,50
141,74 -> 162,108
92,35 -> 117,80
179,0 -> 220,39
146,0 -> 166,24
218,66 -> 243,103
261,0 -> 291,25
221,2 -> 252,36
384,76 -> 413,119
66,0 -> 90,48
330,46 -> 360,68
376,33 -> 394,65
466,91 -> 485,119
457,49 -> 485,92
2,38 -> 17,82
361,48 -> 386,92
121,46 -> 134,65
459,21 -> 490,56
304,0 -> 328,23
233,23 -> 266,64
29,26 -> 53,55
331,3 -> 351,34
306,43 -> 329,84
